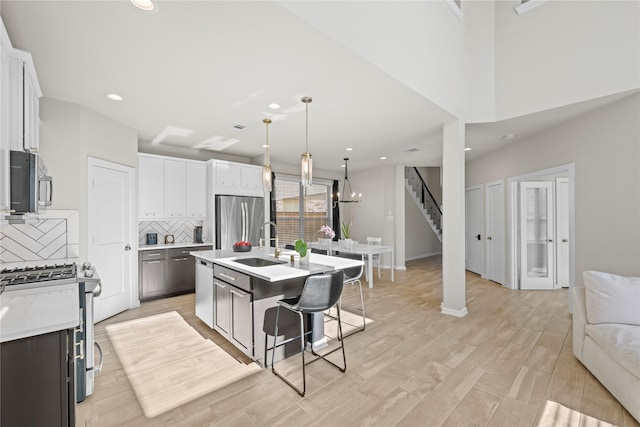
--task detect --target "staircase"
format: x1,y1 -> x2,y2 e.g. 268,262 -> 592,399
405,167 -> 442,242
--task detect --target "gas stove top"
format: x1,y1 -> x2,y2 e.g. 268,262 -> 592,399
1,263 -> 78,290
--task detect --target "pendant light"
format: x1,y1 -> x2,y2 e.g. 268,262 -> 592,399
300,96 -> 313,186
333,158 -> 362,207
262,118 -> 272,192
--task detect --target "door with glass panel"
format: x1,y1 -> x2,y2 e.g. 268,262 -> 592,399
520,182 -> 554,290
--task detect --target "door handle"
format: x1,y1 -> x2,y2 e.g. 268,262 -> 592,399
547,238 -> 554,242
562,238 -> 569,243
487,236 -> 492,241
125,244 -> 131,251
476,234 -> 481,241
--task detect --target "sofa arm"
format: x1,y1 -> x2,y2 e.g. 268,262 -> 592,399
572,286 -> 587,362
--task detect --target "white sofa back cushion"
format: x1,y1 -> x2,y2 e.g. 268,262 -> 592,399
583,271 -> 640,326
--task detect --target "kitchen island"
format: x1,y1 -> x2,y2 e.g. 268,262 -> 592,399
190,248 -> 362,367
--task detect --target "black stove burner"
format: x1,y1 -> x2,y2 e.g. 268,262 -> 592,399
1,263 -> 77,286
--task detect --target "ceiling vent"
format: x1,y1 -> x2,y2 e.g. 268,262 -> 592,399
403,148 -> 420,154
232,124 -> 246,131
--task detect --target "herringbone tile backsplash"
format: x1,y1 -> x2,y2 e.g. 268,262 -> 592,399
138,220 -> 204,245
0,210 -> 80,263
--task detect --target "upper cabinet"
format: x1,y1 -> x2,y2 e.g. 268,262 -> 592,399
5,48 -> 42,153
138,154 -> 207,220
164,159 -> 187,218
186,162 -> 207,218
1,20 -> 42,213
210,160 -> 264,197
139,155 -> 165,219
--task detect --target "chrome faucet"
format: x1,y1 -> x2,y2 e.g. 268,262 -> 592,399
259,221 -> 281,258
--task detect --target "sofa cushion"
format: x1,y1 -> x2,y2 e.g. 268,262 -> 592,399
585,323 -> 640,378
583,271 -> 640,326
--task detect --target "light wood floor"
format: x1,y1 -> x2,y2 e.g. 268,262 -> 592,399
77,256 -> 640,426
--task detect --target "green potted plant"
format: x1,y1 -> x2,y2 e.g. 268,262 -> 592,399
294,238 -> 310,264
341,219 -> 352,240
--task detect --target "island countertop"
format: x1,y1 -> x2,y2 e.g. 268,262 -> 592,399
190,248 -> 362,282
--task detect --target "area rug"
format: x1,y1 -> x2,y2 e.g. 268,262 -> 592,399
535,400 -> 617,427
105,311 -> 260,418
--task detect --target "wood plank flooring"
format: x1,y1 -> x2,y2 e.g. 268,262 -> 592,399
77,256 -> 640,426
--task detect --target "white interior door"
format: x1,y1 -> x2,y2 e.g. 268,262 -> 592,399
556,178 -> 570,288
88,158 -> 135,322
485,181 -> 504,285
465,186 -> 483,275
520,181 -> 554,290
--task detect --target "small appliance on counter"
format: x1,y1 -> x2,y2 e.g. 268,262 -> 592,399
146,233 -> 157,245
165,234 -> 174,244
194,226 -> 203,243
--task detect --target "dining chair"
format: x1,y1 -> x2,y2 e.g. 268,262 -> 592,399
317,238 -> 333,256
366,237 -> 382,280
270,271 -> 346,396
331,252 -> 366,335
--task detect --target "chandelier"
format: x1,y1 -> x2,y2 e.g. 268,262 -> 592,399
333,158 -> 361,207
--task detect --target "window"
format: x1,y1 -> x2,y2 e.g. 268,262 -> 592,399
274,175 -> 332,245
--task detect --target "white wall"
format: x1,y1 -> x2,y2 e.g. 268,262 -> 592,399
279,0 -> 466,117
494,0 -> 640,120
340,166 -> 396,264
39,97 -> 138,260
466,93 -> 640,281
405,191 -> 442,261
464,0 -> 496,123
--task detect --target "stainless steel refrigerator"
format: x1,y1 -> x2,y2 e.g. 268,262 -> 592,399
215,195 -> 265,249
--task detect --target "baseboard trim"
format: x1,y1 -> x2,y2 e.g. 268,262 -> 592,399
405,251 -> 442,262
440,303 -> 468,318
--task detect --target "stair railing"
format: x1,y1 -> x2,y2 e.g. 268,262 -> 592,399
405,167 -> 442,233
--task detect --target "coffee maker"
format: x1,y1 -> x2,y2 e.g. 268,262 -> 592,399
193,226 -> 203,243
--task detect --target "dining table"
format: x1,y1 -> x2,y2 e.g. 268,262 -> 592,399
310,240 -> 394,288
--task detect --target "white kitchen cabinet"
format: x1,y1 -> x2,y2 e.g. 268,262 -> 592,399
210,160 -> 264,197
186,162 -> 207,218
139,154 -> 207,220
164,159 -> 186,218
4,49 -> 41,153
138,155 -> 165,219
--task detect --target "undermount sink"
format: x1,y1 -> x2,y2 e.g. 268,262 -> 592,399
232,257 -> 288,267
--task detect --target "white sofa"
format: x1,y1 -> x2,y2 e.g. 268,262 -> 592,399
572,271 -> 640,422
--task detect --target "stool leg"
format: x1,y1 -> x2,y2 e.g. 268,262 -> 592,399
357,279 -> 366,332
271,306 -> 307,397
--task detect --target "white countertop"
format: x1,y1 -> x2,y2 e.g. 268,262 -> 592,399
139,242 -> 213,251
190,248 -> 363,282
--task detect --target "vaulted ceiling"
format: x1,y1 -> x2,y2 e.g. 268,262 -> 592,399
1,1 -> 629,173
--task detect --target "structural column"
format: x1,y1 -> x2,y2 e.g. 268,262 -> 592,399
441,118 -> 468,317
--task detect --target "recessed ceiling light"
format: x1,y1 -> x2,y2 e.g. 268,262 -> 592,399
380,156 -> 387,160
106,93 -> 123,101
346,147 -> 353,151
465,147 -> 471,151
268,103 -> 280,110
130,0 -> 156,12
503,133 -> 515,140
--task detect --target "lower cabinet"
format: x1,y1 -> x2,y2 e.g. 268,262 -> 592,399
213,279 -> 231,335
140,251 -> 168,300
139,246 -> 211,301
195,259 -> 214,328
230,286 -> 252,352
212,264 -> 253,356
